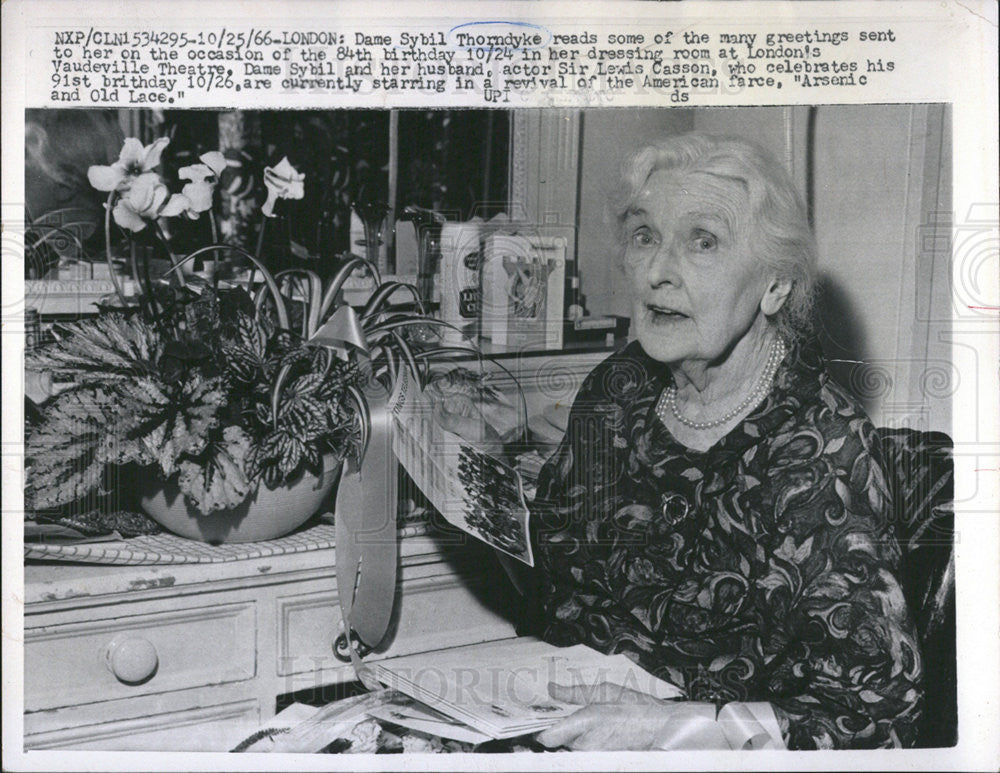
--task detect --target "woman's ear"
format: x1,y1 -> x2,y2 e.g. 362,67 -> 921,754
760,278 -> 792,316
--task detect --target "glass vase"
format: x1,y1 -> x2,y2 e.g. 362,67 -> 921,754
353,200 -> 391,275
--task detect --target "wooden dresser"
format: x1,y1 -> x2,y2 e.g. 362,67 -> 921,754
23,535 -> 522,751
22,347 -> 612,752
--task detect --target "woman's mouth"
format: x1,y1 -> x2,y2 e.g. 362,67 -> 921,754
647,304 -> 688,322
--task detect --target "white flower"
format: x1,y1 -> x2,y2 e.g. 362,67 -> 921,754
262,157 -> 305,217
112,172 -> 191,232
88,137 -> 170,193
178,151 -> 228,216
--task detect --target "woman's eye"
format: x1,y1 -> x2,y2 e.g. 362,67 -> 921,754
690,231 -> 717,251
631,228 -> 656,248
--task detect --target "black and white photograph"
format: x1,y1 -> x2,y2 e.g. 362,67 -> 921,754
3,2 -> 997,771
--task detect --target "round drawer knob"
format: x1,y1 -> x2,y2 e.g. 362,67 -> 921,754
105,635 -> 159,684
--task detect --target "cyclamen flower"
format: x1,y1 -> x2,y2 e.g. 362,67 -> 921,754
88,137 -> 170,193
178,151 -> 228,217
112,172 -> 191,232
262,157 -> 305,217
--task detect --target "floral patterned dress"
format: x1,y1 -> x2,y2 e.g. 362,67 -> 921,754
528,337 -> 922,750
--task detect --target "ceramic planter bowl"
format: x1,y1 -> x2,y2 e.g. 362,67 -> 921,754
138,456 -> 341,544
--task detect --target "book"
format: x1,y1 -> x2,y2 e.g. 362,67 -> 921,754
480,234 -> 566,351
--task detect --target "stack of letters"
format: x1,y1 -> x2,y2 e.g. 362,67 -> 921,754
370,637 -> 683,739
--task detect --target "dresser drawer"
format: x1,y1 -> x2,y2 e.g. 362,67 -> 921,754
277,570 -> 516,677
25,601 -> 256,711
25,698 -> 260,751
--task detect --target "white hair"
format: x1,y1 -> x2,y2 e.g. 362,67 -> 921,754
611,131 -> 818,340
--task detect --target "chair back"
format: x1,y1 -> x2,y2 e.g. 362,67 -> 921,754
876,427 -> 956,748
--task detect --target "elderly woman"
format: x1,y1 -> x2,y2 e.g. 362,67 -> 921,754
526,133 -> 922,751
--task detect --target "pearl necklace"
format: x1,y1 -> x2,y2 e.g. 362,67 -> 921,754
657,337 -> 786,431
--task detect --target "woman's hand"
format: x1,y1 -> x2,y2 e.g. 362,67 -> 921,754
433,400 -> 504,457
534,682 -> 729,751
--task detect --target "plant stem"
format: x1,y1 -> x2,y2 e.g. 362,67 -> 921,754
208,209 -> 224,276
128,239 -> 154,322
153,220 -> 186,289
103,192 -> 129,308
255,216 -> 267,263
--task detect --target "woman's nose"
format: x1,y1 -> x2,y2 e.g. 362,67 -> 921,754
646,241 -> 681,287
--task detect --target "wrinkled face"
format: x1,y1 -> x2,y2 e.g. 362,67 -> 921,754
625,168 -> 774,366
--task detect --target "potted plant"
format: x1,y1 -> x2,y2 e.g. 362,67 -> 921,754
25,136 -> 451,543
